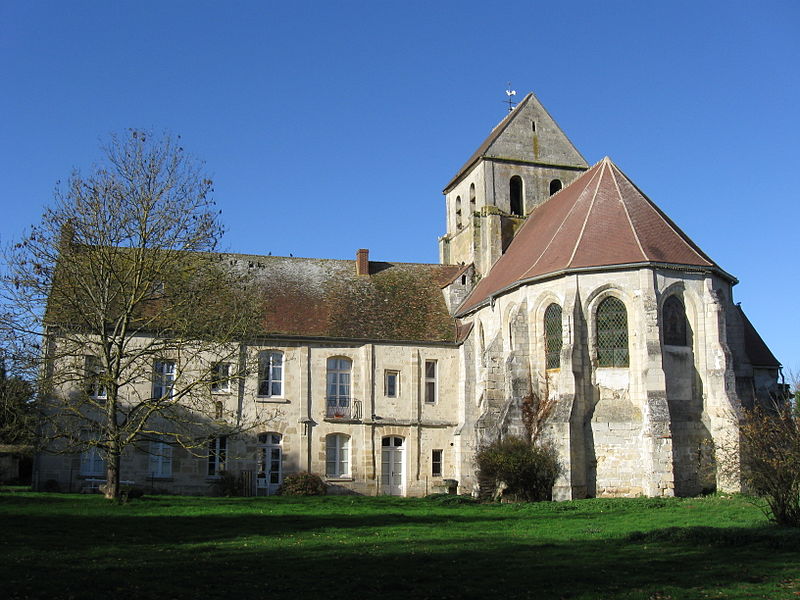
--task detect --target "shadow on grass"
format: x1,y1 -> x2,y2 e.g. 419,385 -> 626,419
2,495 -> 798,600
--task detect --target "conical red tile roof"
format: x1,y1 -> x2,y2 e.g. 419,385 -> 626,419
456,157 -> 732,315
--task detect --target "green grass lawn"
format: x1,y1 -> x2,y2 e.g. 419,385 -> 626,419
1,491 -> 798,600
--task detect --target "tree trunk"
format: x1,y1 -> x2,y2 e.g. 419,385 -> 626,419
105,445 -> 121,500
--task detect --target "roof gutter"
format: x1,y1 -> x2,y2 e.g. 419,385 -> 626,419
455,261 -> 738,318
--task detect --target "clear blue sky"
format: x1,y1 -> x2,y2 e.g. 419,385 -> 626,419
1,1 -> 798,372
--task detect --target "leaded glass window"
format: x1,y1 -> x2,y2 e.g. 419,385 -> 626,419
596,297 -> 629,367
544,303 -> 563,369
663,295 -> 687,346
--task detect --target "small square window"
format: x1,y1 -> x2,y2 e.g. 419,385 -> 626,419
385,370 -> 399,397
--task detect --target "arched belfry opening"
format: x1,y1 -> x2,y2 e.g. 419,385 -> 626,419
549,179 -> 562,196
510,176 -> 523,216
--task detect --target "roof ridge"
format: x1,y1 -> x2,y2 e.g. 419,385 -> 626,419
566,160 -> 606,267
519,161 -> 604,280
609,160 -> 648,261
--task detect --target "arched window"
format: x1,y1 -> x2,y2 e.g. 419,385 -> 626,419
469,183 -> 476,214
663,295 -> 688,346
326,357 -> 352,418
510,176 -> 523,216
596,297 -> 629,367
544,303 -> 563,369
326,434 -> 350,478
549,179 -> 562,195
455,195 -> 462,230
258,351 -> 283,397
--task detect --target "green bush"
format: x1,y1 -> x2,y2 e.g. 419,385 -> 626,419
278,472 -> 327,496
476,436 -> 561,502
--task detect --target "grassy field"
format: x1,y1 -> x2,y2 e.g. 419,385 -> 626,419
1,490 -> 798,600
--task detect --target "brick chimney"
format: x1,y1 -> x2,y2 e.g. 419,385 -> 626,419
356,248 -> 369,276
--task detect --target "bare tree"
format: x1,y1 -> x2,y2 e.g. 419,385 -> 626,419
1,130 -> 267,499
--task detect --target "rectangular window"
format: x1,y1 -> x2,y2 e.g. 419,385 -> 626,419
325,434 -> 350,478
211,362 -> 231,393
424,360 -> 437,403
85,355 -> 107,399
385,370 -> 399,398
208,436 -> 227,476
258,351 -> 283,397
432,449 -> 443,477
148,441 -> 173,478
80,445 -> 104,476
153,360 -> 176,399
326,357 -> 352,418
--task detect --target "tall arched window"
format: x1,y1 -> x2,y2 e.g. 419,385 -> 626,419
596,297 -> 629,367
544,303 -> 563,369
455,195 -> 462,230
510,176 -> 523,216
549,179 -> 562,195
663,296 -> 688,346
469,183 -> 476,214
326,433 -> 350,478
326,357 -> 352,418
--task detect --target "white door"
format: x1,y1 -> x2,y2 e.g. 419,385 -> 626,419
381,436 -> 404,496
256,433 -> 282,496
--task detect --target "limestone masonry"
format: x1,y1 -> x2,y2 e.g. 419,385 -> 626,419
36,93 -> 781,497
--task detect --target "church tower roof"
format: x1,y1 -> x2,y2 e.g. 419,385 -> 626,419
456,157 -> 734,315
444,92 -> 588,193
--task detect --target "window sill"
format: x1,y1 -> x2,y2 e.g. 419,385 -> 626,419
323,417 -> 361,424
256,398 -> 290,404
325,477 -> 353,482
211,390 -> 232,395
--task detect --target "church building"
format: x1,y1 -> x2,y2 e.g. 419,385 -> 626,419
35,93 -> 780,498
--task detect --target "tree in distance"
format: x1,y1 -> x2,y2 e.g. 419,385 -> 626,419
1,130 -> 269,500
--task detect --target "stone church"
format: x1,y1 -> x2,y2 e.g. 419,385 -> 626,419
35,93 -> 780,498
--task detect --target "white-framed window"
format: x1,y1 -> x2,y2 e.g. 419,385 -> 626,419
258,351 -> 283,397
80,445 -> 104,476
85,355 -> 107,399
385,370 -> 399,398
211,362 -> 232,393
325,433 -> 350,478
424,360 -> 437,403
148,441 -> 172,478
326,357 -> 352,417
432,449 -> 443,477
207,436 -> 227,476
153,360 -> 176,399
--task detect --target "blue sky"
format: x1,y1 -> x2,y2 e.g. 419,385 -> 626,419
1,1 -> 798,371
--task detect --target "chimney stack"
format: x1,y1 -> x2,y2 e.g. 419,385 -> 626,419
356,248 -> 369,276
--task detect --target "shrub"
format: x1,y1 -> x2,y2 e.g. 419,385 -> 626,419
213,470 -> 243,497
278,472 -> 327,496
476,436 -> 561,502
120,487 -> 145,501
736,405 -> 800,526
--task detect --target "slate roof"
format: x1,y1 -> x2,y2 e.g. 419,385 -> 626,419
232,254 -> 462,343
737,306 -> 781,367
457,157 -> 733,315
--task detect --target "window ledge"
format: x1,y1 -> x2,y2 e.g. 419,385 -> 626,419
323,417 -> 361,424
325,477 -> 354,482
256,398 -> 290,404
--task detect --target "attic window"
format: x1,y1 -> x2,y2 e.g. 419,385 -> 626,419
461,275 -> 466,285
510,176 -> 523,216
549,179 -> 562,195
531,120 -> 536,132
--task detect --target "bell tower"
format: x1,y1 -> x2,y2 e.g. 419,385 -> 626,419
439,92 -> 589,276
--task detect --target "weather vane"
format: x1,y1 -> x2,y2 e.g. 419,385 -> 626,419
504,82 -> 517,112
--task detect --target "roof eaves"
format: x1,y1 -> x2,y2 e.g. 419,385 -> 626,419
455,261 -> 737,318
